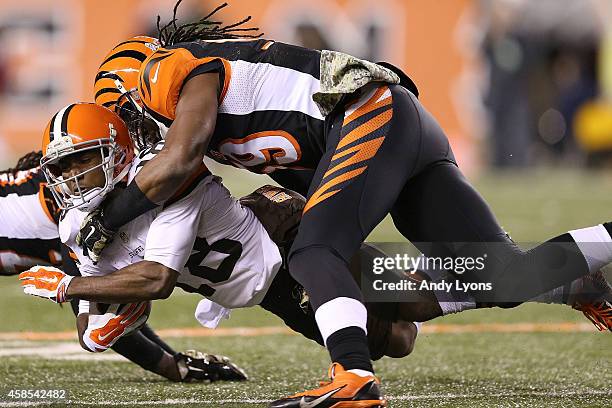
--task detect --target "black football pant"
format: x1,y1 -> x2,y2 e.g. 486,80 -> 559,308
289,84 -> 592,310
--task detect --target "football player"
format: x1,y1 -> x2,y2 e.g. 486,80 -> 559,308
0,151 -> 61,275
21,104 -> 611,370
77,4 -> 612,405
0,152 -> 245,382
19,103 -> 422,364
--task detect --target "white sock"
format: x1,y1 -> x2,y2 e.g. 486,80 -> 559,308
347,369 -> 373,378
315,297 -> 368,346
569,225 -> 612,273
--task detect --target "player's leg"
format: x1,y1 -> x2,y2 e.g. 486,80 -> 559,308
260,258 -> 418,360
362,93 -> 612,325
137,324 -> 176,355
289,85 -> 424,361
391,261 -> 612,331
356,239 -> 610,331
391,162 -> 612,305
276,84 -> 437,407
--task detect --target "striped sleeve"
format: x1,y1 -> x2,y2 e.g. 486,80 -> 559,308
137,47 -> 231,123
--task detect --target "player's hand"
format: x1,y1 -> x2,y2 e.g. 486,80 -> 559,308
177,350 -> 248,382
76,207 -> 116,263
19,265 -> 73,303
82,302 -> 150,352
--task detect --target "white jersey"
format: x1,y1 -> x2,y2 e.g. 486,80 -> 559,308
0,167 -> 58,240
59,151 -> 282,309
0,166 -> 61,274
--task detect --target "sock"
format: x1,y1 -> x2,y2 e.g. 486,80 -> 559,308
569,224 -> 612,273
348,369 -> 374,378
315,297 -> 372,372
139,324 -> 177,355
531,270 -> 609,305
326,327 -> 374,373
111,327 -> 165,372
315,297 -> 369,343
417,268 -> 477,316
530,285 -> 569,304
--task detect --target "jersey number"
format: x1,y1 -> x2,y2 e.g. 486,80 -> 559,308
177,237 -> 243,297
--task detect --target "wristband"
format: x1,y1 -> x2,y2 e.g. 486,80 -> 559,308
103,181 -> 158,230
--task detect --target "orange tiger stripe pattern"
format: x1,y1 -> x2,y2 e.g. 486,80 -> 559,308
303,86 -> 392,214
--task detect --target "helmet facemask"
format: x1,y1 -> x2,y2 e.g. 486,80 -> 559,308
114,81 -> 166,152
41,124 -> 132,212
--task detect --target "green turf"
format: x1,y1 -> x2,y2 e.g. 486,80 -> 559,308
1,332 -> 609,407
1,169 -> 612,407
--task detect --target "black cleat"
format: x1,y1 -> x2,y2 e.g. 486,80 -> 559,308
176,350 -> 248,382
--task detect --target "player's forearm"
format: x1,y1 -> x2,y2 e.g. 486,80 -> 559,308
134,116 -> 211,204
101,111 -> 214,232
67,261 -> 177,303
133,74 -> 218,205
101,74 -> 218,231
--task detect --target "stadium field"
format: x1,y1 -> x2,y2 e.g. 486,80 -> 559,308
1,169 -> 611,407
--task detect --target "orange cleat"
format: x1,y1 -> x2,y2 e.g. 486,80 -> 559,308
571,270 -> 612,332
268,363 -> 387,408
573,301 -> 612,332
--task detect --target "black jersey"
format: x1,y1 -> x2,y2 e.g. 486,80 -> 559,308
137,39 -> 326,174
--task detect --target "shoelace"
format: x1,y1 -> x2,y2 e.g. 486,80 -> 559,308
574,302 -> 612,331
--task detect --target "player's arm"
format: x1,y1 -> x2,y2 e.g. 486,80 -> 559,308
76,74 -> 219,262
131,73 -> 219,205
19,259 -> 177,303
78,49 -> 227,262
74,176 -> 208,303
20,255 -> 181,303
103,73 -> 220,228
66,260 -> 178,303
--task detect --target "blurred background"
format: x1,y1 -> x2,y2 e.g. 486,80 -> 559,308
1,0 -> 612,172
1,4 -> 611,403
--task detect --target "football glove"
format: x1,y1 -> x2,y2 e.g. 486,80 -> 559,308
19,265 -> 73,303
82,302 -> 151,352
76,207 -> 116,264
176,350 -> 248,382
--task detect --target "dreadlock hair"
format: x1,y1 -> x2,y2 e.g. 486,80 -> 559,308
156,1 -> 263,47
0,150 -> 43,175
132,2 -> 262,151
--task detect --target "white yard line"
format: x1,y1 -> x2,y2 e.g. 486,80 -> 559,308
0,322 -> 599,362
0,322 -> 596,342
1,391 -> 610,406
